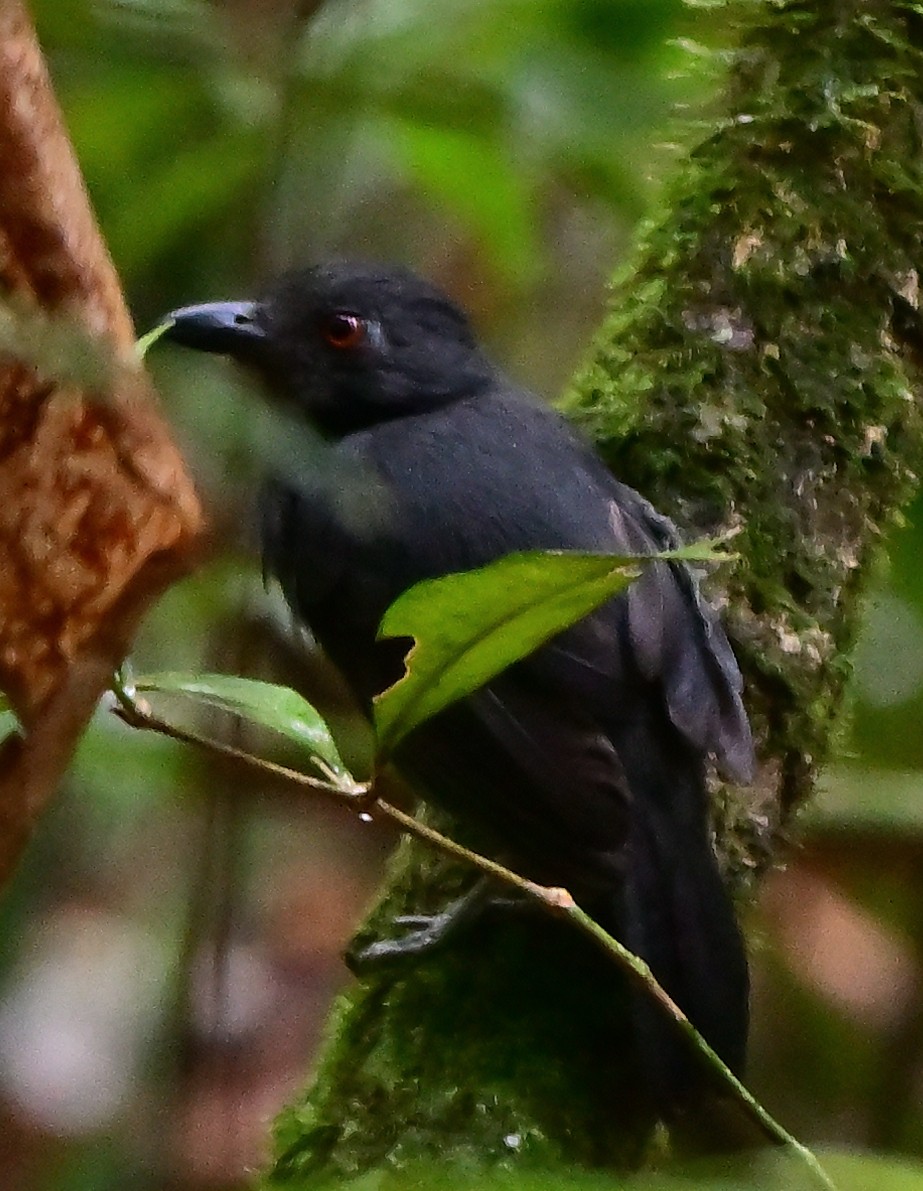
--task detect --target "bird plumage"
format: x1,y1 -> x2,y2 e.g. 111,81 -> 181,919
164,261 -> 753,1104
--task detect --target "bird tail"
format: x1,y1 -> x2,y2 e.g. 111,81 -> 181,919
596,749 -> 749,1107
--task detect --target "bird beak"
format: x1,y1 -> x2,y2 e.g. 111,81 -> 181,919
163,300 -> 266,357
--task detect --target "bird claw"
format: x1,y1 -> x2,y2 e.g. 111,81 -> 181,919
346,907 -> 464,974
345,881 -> 505,975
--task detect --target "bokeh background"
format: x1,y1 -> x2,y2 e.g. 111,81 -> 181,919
3,0 -> 923,1187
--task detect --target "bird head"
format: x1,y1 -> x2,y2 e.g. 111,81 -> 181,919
163,261 -> 495,436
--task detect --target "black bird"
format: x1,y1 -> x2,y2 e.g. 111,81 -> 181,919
163,261 -> 753,1102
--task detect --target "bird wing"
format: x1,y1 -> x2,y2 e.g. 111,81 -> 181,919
471,466 -> 754,787
343,393 -> 754,786
603,479 -> 753,783
398,673 -> 632,889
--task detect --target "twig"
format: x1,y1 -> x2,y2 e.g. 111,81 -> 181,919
109,676 -> 836,1191
110,669 -> 362,801
569,905 -> 835,1188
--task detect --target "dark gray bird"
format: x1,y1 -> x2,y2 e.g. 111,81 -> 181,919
164,261 -> 753,1103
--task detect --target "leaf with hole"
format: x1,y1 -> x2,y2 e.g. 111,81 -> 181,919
373,544 -> 727,757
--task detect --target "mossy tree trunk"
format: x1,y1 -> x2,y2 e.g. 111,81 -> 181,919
265,1 -> 923,1183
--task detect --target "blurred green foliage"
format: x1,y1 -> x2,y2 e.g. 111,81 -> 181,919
1,0 -> 922,1189
259,1147 -> 923,1190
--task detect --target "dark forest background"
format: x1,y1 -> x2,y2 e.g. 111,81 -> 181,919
2,1 -> 923,1187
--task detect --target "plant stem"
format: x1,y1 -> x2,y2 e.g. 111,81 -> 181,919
110,674 -> 836,1190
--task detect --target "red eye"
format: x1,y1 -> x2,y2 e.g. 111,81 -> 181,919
321,311 -> 365,349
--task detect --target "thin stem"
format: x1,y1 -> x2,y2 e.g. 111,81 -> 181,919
110,666 -> 360,801
110,678 -> 836,1191
370,797 -> 556,903
568,906 -> 835,1188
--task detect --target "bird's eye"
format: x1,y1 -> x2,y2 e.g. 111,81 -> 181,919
320,311 -> 366,350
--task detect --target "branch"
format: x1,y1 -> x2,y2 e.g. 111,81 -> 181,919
110,678 -> 835,1191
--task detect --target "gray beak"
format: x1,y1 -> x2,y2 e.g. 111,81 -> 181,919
163,300 -> 265,356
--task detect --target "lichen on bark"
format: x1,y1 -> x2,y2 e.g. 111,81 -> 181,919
264,1 -> 923,1184
565,0 -> 923,866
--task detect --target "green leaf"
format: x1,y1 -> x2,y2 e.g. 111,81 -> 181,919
136,319 -> 174,360
134,672 -> 349,782
373,545 -> 723,758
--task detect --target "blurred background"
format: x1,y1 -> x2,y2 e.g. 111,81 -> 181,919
2,0 -> 923,1187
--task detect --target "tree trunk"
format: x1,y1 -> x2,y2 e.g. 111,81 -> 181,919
265,0 -> 923,1182
0,2 -> 203,889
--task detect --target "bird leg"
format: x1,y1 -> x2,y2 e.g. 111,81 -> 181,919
345,877 -> 525,973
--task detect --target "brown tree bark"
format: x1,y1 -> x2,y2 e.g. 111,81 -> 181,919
0,1 -> 204,887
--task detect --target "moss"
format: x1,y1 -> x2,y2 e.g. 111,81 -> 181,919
265,1 -> 923,1183
565,0 -> 923,852
267,838 -> 656,1188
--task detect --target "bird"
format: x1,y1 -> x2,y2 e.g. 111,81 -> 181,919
162,260 -> 754,1105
